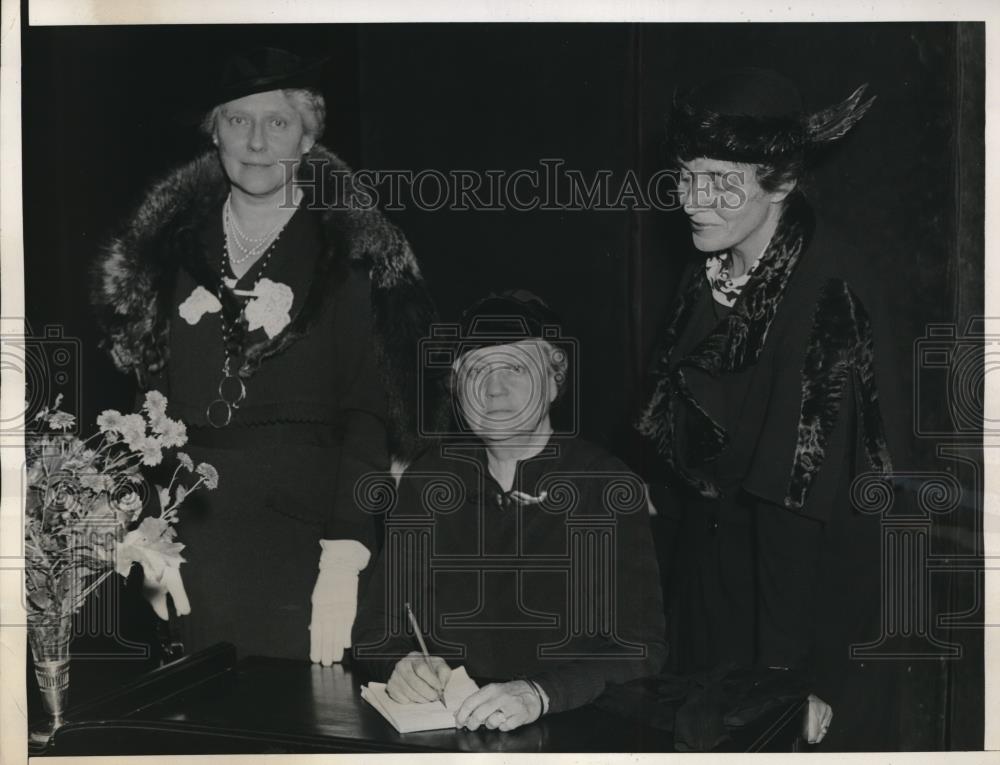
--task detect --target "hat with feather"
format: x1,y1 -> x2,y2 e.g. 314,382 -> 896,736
666,67 -> 875,165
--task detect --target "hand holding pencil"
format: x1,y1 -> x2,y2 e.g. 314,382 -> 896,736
385,603 -> 452,705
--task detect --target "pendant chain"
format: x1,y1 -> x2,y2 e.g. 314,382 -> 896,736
206,213 -> 289,428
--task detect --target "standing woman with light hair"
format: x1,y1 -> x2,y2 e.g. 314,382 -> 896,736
92,47 -> 441,664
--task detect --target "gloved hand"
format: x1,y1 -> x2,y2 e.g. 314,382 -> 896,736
142,564 -> 191,620
803,693 -> 834,744
309,538 -> 371,666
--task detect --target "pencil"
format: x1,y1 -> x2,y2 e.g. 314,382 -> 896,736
404,602 -> 446,705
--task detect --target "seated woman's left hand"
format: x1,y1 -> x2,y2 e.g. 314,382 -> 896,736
455,680 -> 543,732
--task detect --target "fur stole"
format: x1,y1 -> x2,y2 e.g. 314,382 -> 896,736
638,193 -> 892,509
91,145 -> 440,462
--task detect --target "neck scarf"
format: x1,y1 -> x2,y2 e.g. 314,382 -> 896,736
704,238 -> 772,307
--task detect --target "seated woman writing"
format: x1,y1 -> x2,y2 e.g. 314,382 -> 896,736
352,290 -> 667,732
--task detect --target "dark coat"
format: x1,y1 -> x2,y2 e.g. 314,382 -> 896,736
92,144 -> 443,463
91,146 -> 444,660
352,436 -> 668,715
638,193 -> 892,512
639,193 -> 901,748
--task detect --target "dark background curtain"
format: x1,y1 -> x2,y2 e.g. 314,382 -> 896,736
20,22 -> 984,749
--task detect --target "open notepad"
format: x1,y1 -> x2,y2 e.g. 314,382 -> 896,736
360,666 -> 480,733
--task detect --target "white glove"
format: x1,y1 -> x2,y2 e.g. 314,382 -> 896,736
309,538 -> 371,666
803,693 -> 834,744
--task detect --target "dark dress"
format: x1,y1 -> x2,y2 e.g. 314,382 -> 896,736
352,437 -> 668,714
156,206 -> 389,660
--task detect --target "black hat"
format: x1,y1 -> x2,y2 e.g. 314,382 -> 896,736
458,290 -> 563,351
184,46 -> 327,119
667,67 -> 875,164
450,290 -> 570,406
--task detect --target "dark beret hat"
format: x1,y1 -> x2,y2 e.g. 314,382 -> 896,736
458,290 -> 563,350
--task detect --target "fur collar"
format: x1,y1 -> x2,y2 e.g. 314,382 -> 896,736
638,193 -> 892,508
788,278 -> 892,508
638,193 -> 812,498
92,145 -> 439,460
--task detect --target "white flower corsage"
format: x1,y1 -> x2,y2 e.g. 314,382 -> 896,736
178,286 -> 222,325
242,278 -> 294,338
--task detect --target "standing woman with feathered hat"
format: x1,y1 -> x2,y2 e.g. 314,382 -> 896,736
92,47 -> 442,665
639,68 -> 898,748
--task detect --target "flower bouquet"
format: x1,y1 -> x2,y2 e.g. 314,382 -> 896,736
24,391 -> 216,740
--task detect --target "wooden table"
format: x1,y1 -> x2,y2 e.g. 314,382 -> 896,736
30,643 -> 808,755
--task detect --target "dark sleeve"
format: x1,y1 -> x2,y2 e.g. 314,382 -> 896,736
530,455 -> 669,714
350,468 -> 430,680
752,496 -> 825,670
752,374 -> 885,699
744,277 -> 892,671
749,341 -> 855,668
350,537 -> 407,681
324,270 -> 391,546
742,279 -> 892,521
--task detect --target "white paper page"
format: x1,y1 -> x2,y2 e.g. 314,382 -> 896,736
361,666 -> 479,733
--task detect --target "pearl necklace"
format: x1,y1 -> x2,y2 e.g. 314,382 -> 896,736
223,195 -> 293,265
